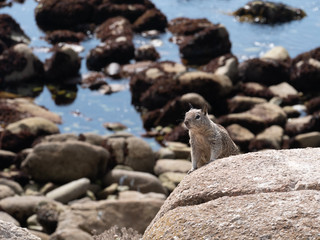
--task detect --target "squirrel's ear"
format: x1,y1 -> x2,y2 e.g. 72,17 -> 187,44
188,103 -> 193,109
202,104 -> 208,115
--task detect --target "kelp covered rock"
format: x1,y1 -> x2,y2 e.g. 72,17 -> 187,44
233,1 -> 306,24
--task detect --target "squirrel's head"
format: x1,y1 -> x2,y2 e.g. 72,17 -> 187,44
184,105 -> 210,130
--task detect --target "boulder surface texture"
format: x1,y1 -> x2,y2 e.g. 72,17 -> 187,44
144,148 -> 320,239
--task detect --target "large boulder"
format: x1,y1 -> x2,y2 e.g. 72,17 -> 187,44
21,141 -> 110,183
144,148 -> 320,239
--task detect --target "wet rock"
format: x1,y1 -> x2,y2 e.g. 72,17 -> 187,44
0,149 -> 16,169
103,169 -> 167,195
227,95 -> 267,113
0,211 -> 20,226
233,1 -> 306,24
95,16 -> 133,42
0,43 -> 44,84
44,45 -> 81,82
46,178 -> 90,204
86,37 -> 134,71
218,103 -> 287,133
154,159 -> 191,175
249,125 -> 284,151
1,117 -> 59,152
104,134 -> 155,173
261,46 -> 290,61
94,0 -> 155,24
290,47 -> 320,91
226,124 -> 255,151
21,141 -> 110,183
135,44 -> 160,61
240,82 -> 274,99
0,98 -> 61,126
0,220 -> 41,240
44,30 -> 86,44
56,197 -> 164,235
35,0 -> 95,30
238,58 -> 290,85
201,53 -> 238,82
0,195 -> 54,223
133,8 -> 168,32
293,132 -> 320,148
144,148 -> 320,239
285,115 -> 320,136
0,14 -> 30,50
306,96 -> 320,114
268,82 -> 299,105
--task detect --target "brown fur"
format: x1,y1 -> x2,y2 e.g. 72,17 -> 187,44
184,106 -> 239,173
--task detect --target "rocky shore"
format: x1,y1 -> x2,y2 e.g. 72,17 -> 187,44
0,0 -> 320,239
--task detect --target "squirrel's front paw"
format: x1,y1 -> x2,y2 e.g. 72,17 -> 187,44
187,168 -> 195,174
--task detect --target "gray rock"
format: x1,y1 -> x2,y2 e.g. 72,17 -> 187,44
46,178 -> 90,204
103,169 -> 167,195
0,220 -> 40,240
144,148 -> 320,239
21,141 -> 110,183
226,124 -> 254,150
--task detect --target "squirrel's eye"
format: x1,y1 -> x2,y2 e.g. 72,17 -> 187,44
195,114 -> 201,120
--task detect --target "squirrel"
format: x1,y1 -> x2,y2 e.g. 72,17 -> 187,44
184,105 -> 239,173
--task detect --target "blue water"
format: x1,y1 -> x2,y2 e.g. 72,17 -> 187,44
1,0 -> 320,149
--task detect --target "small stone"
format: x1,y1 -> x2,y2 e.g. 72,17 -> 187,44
154,159 -> 191,175
103,122 -> 127,131
293,132 -> 320,148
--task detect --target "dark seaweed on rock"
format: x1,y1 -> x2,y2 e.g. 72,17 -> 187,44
233,1 -> 306,24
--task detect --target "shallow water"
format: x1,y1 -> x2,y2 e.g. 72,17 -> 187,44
1,0 -> 319,149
